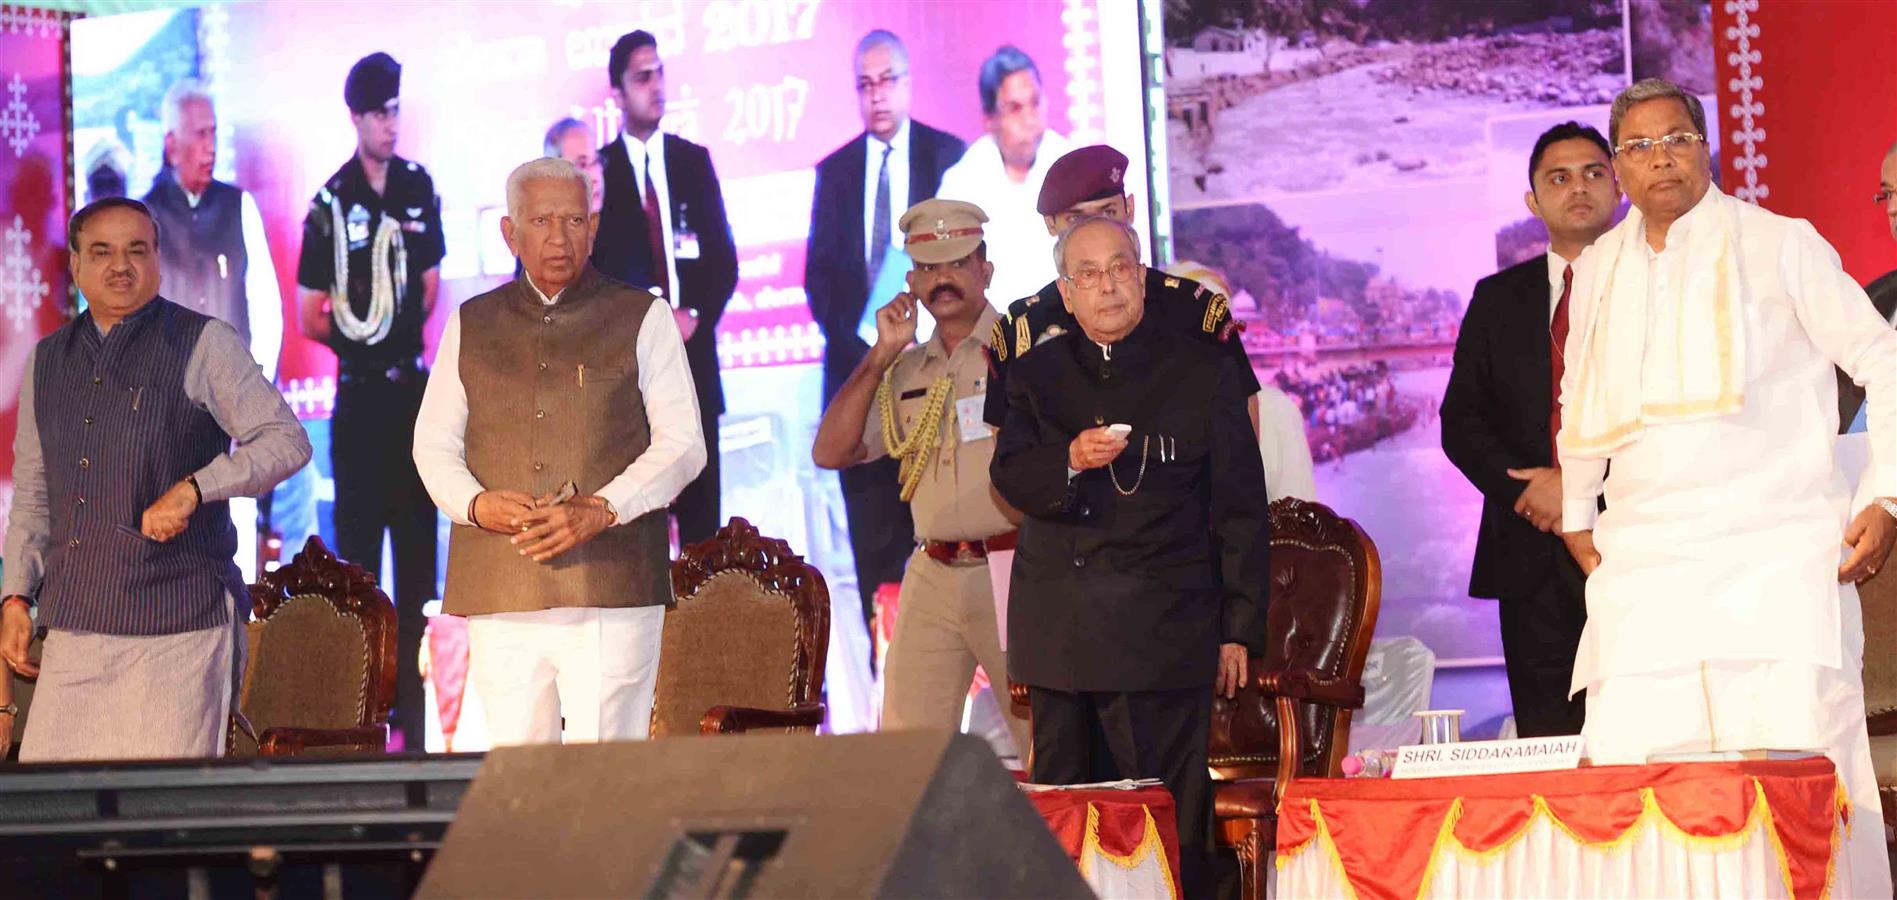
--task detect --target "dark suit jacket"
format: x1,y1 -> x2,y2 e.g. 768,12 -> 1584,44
1440,255 -> 1572,600
593,134 -> 738,416
1836,269 -> 1897,430
804,121 -> 966,403
992,314 -> 1269,692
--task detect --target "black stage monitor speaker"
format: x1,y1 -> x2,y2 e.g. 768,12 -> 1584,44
417,730 -> 1091,899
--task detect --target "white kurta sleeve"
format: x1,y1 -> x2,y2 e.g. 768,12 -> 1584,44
412,309 -> 485,526
1781,220 -> 1897,502
239,191 -> 283,382
593,301 -> 707,525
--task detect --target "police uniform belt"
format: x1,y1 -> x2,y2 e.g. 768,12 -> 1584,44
920,531 -> 1017,566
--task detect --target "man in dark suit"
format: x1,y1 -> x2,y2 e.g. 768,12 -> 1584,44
592,29 -> 737,546
1838,142 -> 1897,430
806,30 -> 967,620
1441,122 -> 1618,738
992,215 -> 1268,899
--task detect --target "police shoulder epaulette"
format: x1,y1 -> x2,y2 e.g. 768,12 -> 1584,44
990,318 -> 1009,362
1163,275 -> 1182,289
1014,314 -> 1031,357
1202,292 -> 1230,333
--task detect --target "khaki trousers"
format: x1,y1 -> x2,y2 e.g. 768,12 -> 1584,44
881,550 -> 1030,757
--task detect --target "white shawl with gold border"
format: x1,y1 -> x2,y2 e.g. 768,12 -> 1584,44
1557,186 -> 1748,459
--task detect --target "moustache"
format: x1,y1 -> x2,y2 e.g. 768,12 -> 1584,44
928,285 -> 965,304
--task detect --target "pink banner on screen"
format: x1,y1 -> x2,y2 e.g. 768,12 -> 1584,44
205,0 -> 1108,415
0,5 -> 73,547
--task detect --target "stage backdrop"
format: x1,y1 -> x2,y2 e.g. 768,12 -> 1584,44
1161,0 -> 1708,735
0,4 -> 72,563
67,0 -> 1151,615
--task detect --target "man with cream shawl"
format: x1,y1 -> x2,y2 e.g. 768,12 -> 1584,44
1557,79 -> 1894,896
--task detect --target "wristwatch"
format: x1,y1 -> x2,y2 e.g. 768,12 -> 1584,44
1877,498 -> 1897,521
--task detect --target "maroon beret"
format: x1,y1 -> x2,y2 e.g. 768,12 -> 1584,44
1036,144 -> 1130,216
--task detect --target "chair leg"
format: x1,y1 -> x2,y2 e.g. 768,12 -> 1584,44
1232,821 -> 1270,900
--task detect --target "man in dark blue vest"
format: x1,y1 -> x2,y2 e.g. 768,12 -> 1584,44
141,77 -> 313,582
0,198 -> 309,761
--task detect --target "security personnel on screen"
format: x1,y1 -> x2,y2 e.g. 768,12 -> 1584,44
293,51 -> 443,753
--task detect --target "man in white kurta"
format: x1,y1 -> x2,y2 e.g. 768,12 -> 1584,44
936,46 -> 1072,307
1558,80 -> 1894,896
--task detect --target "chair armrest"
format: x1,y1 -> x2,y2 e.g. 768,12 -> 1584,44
699,703 -> 826,735
1255,666 -> 1365,709
258,725 -> 388,756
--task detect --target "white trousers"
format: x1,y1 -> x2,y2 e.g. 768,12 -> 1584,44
467,606 -> 664,746
1582,593 -> 1892,899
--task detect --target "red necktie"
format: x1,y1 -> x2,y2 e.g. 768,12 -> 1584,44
641,155 -> 671,302
1549,263 -> 1573,463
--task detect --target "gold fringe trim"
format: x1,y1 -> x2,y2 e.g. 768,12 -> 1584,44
1076,801 -> 1180,899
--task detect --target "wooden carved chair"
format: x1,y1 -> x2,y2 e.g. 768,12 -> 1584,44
230,536 -> 397,756
650,518 -> 829,736
1211,498 -> 1381,900
1857,560 -> 1897,841
1004,499 -> 1381,900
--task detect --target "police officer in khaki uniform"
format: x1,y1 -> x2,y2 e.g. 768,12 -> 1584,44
813,199 -> 1029,758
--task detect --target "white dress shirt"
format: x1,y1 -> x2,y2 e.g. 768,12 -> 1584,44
1558,189 -> 1897,689
861,119 -> 911,267
1545,248 -> 1575,325
1256,385 -> 1317,502
620,130 -> 680,307
412,277 -> 706,529
936,130 -> 1072,309
180,186 -> 284,381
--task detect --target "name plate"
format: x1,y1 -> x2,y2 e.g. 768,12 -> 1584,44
1391,736 -> 1585,779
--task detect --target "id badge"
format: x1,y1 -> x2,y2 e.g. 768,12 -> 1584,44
956,394 -> 991,443
675,229 -> 701,260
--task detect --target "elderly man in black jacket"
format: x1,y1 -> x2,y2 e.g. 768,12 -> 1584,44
991,215 -> 1269,899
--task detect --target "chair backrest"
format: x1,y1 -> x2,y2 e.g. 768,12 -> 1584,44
1209,498 -> 1381,782
649,518 -> 830,737
231,536 -> 396,756
1860,563 -> 1897,736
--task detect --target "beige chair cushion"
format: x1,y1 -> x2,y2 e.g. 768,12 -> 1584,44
650,572 -> 799,737
234,594 -> 372,755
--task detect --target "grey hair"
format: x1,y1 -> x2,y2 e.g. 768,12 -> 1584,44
505,157 -> 588,218
1608,78 -> 1707,149
542,117 -> 591,158
1052,214 -> 1141,278
853,30 -> 908,78
160,77 -> 214,137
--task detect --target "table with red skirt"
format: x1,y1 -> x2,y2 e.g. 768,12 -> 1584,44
1025,783 -> 1185,899
1275,758 -> 1851,899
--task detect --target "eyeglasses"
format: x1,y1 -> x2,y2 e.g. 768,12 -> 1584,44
1876,189 -> 1895,206
1614,132 -> 1706,160
1063,259 -> 1139,290
856,71 -> 907,95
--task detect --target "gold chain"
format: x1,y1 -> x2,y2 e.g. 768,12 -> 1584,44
875,371 -> 954,502
1108,435 -> 1150,496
